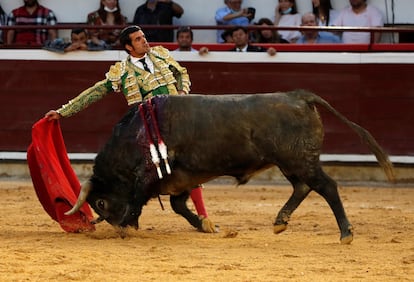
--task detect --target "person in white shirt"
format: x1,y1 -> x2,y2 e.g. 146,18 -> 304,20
333,0 -> 384,44
274,0 -> 302,43
312,0 -> 339,27
174,26 -> 209,55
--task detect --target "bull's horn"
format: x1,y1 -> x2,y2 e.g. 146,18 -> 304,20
64,181 -> 92,215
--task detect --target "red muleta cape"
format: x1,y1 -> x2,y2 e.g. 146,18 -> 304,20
27,118 -> 95,232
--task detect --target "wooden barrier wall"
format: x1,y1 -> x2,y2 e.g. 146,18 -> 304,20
0,49 -> 413,156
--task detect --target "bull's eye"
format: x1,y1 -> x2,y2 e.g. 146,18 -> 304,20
96,199 -> 107,211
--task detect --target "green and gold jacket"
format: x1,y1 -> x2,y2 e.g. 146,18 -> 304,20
57,46 -> 190,117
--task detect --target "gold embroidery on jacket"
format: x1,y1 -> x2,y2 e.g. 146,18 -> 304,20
120,47 -> 187,104
56,46 -> 191,116
105,61 -> 125,92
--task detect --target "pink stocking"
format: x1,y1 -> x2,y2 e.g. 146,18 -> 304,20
190,185 -> 208,218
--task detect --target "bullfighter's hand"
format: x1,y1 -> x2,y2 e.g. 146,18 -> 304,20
178,90 -> 186,95
45,110 -> 62,121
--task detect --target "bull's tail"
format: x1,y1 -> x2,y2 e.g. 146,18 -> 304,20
295,90 -> 396,182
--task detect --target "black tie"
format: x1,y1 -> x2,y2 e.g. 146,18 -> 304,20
139,58 -> 151,73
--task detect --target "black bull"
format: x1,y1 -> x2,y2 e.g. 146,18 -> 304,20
67,90 -> 395,244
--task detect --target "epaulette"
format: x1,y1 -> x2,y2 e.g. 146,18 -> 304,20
105,60 -> 126,92
150,46 -> 170,60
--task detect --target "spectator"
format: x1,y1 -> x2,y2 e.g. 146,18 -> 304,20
296,13 -> 341,44
0,5 -> 6,44
44,25 -> 214,232
333,0 -> 384,43
87,0 -> 127,47
221,29 -> 234,43
229,26 -> 276,56
215,0 -> 255,43
253,17 -> 288,43
6,0 -> 57,46
274,0 -> 301,43
312,0 -> 339,27
174,26 -> 209,55
43,28 -> 111,53
174,26 -> 197,52
133,0 -> 184,42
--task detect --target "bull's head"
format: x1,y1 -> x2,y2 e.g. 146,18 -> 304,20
65,179 -> 148,231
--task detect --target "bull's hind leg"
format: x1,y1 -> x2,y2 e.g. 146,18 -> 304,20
170,191 -> 216,233
306,168 -> 353,244
274,175 -> 311,234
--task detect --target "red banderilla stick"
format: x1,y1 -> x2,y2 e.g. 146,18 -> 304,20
138,103 -> 163,179
146,98 -> 171,175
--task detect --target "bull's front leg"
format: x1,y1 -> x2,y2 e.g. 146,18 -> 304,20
169,191 -> 216,233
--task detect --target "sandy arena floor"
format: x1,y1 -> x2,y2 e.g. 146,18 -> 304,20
0,180 -> 413,281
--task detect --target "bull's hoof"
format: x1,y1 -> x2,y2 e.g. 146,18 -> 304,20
273,224 -> 287,234
200,217 -> 218,233
340,225 -> 354,244
115,227 -> 128,239
340,234 -> 353,244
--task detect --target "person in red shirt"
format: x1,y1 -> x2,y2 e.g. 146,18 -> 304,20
7,0 -> 57,46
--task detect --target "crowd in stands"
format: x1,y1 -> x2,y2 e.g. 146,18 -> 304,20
0,0 -> 386,51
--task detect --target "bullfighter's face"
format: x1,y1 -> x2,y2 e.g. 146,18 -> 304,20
125,30 -> 150,58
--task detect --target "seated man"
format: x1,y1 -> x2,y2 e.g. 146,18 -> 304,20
7,0 -> 57,46
174,26 -> 208,55
333,0 -> 383,43
215,0 -> 255,43
297,13 -> 341,44
43,28 -> 110,53
133,0 -> 184,42
229,26 -> 276,56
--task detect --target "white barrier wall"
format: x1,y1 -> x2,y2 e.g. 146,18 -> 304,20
1,0 -> 413,43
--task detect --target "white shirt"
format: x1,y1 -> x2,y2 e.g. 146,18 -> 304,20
317,9 -> 339,27
174,47 -> 198,52
276,13 -> 302,43
333,5 -> 384,44
130,55 -> 154,73
236,45 -> 248,52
